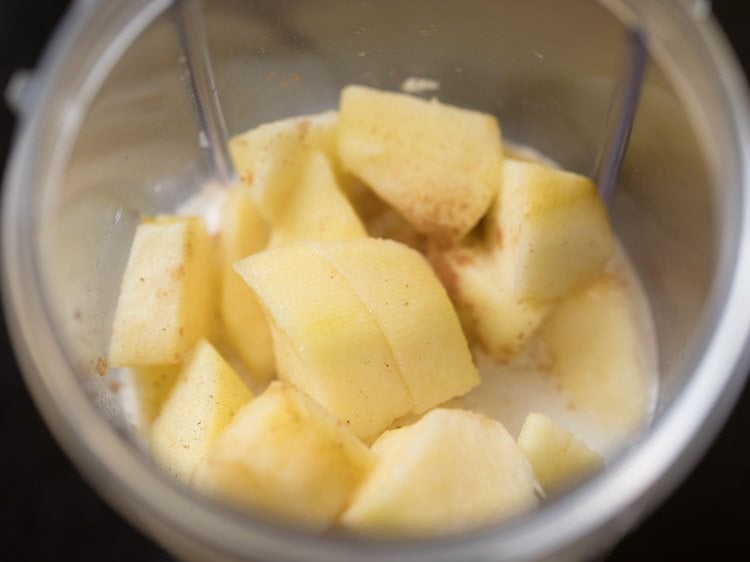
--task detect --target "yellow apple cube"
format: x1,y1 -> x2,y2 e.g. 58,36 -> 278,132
109,216 -> 215,366
541,275 -> 650,436
195,382 -> 373,531
151,340 -> 253,482
340,408 -> 539,536
338,85 -> 502,242
498,160 -> 614,302
315,238 -> 478,412
269,151 -> 366,246
128,365 -> 180,427
433,246 -> 550,361
229,110 -> 338,222
234,242 -> 412,439
517,412 -> 603,492
219,187 -> 274,383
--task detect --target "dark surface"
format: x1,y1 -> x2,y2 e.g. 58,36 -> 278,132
0,2 -> 748,561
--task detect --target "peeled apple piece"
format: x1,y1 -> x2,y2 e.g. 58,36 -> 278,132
269,150 -> 366,247
517,412 -> 603,492
337,85 -> 503,243
218,187 -> 274,383
541,275 -> 649,437
150,340 -> 253,483
430,245 -> 549,361
229,111 -> 338,222
128,365 -> 180,428
109,216 -> 215,367
497,160 -> 614,302
195,382 -> 373,532
314,238 -> 478,412
340,408 -> 540,536
234,242 -> 412,439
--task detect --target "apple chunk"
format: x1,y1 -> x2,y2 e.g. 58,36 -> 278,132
128,366 -> 180,428
195,382 -> 373,531
269,151 -> 366,246
541,275 -> 650,437
109,216 -> 215,367
430,245 -> 549,361
498,160 -> 613,302
315,238 -> 478,412
338,85 -> 502,242
229,111 -> 338,222
234,242 -> 412,439
340,408 -> 539,536
218,186 -> 274,383
150,341 -> 253,482
517,412 -> 603,492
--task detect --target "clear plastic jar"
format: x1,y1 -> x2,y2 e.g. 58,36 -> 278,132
2,1 -> 749,560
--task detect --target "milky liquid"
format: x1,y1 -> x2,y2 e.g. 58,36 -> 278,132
119,142 -> 659,461
458,243 -> 659,459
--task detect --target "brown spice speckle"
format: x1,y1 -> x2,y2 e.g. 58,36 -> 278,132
96,356 -> 108,376
171,264 -> 186,281
495,227 -> 504,249
240,170 -> 254,185
297,119 -> 311,141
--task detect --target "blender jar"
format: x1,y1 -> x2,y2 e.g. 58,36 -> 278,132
2,0 -> 749,560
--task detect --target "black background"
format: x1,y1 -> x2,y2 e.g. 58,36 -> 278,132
1,2 -> 748,560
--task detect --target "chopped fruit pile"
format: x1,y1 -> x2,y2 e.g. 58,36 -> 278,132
108,85 -> 651,536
